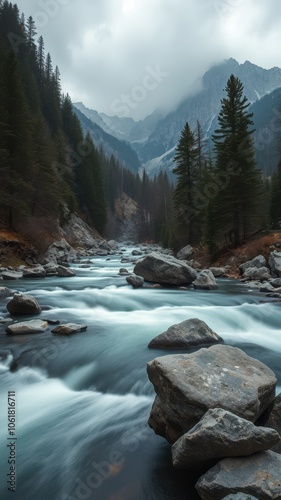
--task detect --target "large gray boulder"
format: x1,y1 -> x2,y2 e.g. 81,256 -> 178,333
258,393 -> 281,454
134,252 -> 197,286
172,408 -> 280,469
239,255 -> 268,275
148,318 -> 223,349
6,320 -> 49,335
6,294 -> 41,315
269,251 -> 281,277
196,451 -> 281,500
147,345 -> 277,443
193,269 -> 218,290
176,245 -> 193,260
243,266 -> 271,281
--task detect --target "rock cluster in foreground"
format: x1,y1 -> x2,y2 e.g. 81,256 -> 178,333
147,341 -> 280,499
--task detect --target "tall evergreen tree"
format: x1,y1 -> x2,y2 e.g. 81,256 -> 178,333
210,74 -> 264,251
173,122 -> 204,245
270,160 -> 281,228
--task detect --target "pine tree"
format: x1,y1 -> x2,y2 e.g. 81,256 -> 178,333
211,74 -> 264,250
173,122 -> 203,245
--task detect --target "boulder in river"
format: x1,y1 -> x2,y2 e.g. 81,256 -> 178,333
0,287 -> 14,298
1,270 -> 23,280
148,318 -> 223,349
257,393 -> 281,454
6,320 -> 49,335
176,245 -> 193,260
196,451 -> 281,500
134,252 -> 197,286
23,267 -> 46,279
147,345 -> 277,443
57,265 -> 76,277
126,274 -> 144,288
271,278 -> 281,288
193,269 -> 218,290
52,323 -> 87,335
6,294 -> 41,315
269,250 -> 281,277
172,408 -> 280,469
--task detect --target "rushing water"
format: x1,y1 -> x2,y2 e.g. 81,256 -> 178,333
0,247 -> 281,500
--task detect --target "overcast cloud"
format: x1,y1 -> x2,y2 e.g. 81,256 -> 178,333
14,0 -> 281,119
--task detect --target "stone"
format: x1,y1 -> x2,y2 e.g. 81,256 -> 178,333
126,275 -> 144,288
57,265 -> 76,277
243,266 -> 271,281
239,255 -> 268,275
269,251 -> 281,277
132,250 -> 143,256
172,408 -> 280,469
6,320 -> 49,335
107,240 -> 118,249
147,345 -> 277,443
52,323 -> 87,335
176,245 -> 193,260
196,451 -> 281,500
209,267 -> 226,277
0,287 -> 14,298
271,278 -> 281,288
193,269 -> 218,290
148,318 -> 223,349
257,393 -> 281,454
6,294 -> 41,315
134,252 -> 197,286
259,283 -> 275,293
1,271 -> 23,280
119,268 -> 129,275
23,267 -> 46,279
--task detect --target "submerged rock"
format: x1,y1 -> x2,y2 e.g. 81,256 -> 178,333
6,294 -> 41,315
134,252 -> 197,286
57,265 -> 76,277
52,323 -> 87,335
126,275 -> 144,288
147,345 -> 277,443
196,451 -> 281,500
172,408 -> 280,469
148,318 -> 223,349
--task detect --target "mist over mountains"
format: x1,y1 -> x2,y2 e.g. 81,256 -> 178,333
74,58 -> 281,177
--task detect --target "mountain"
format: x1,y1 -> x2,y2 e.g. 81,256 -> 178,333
74,102 -> 162,147
74,106 -> 141,173
139,58 -> 281,175
75,59 -> 281,177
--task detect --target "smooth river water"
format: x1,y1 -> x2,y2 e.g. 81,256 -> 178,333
0,246 -> 281,500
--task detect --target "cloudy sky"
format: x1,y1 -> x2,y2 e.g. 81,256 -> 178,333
15,0 -> 281,120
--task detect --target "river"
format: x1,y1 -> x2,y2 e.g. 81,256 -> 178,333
0,246 -> 281,500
